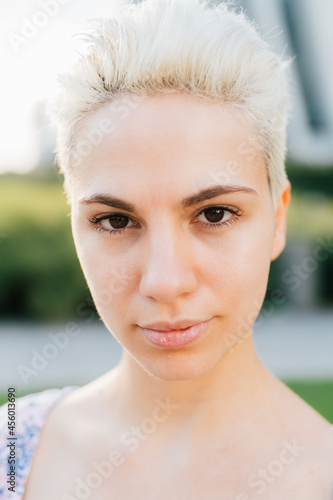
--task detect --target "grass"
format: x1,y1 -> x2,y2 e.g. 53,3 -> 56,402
285,379 -> 333,423
1,380 -> 332,423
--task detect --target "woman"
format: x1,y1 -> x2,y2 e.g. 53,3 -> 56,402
1,0 -> 333,498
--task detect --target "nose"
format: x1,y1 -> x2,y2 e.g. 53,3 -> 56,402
139,225 -> 198,303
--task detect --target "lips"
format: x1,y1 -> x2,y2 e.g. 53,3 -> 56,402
138,319 -> 212,348
139,318 -> 209,331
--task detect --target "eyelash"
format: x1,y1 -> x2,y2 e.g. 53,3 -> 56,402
87,205 -> 243,236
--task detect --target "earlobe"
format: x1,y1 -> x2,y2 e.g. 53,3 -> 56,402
270,181 -> 291,262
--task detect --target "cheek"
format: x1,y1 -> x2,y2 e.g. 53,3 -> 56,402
75,238 -> 136,312
72,208 -> 274,329
202,218 -> 274,313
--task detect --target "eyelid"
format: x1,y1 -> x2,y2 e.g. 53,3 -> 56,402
89,211 -> 136,221
88,204 -> 243,234
103,214 -> 137,229
89,212 -> 138,227
194,204 -> 243,217
89,204 -> 243,224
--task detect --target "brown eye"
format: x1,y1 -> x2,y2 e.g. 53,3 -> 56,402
202,207 -> 226,223
100,214 -> 132,230
194,206 -> 240,229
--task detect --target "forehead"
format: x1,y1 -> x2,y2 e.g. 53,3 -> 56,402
72,92 -> 267,200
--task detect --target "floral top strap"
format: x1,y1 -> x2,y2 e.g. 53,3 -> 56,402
0,386 -> 78,499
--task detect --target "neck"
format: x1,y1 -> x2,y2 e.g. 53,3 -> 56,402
107,334 -> 278,445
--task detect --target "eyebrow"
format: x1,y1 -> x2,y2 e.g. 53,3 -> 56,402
79,184 -> 258,212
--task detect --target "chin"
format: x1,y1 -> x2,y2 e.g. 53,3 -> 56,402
133,345 -> 225,382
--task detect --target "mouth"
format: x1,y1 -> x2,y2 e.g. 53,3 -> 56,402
138,319 -> 212,348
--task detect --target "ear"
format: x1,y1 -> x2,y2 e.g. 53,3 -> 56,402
271,180 -> 291,262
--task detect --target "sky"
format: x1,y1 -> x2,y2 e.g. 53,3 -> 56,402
0,0 -> 126,173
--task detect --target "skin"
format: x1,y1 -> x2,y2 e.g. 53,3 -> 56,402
69,91 -> 290,422
23,92 -> 333,499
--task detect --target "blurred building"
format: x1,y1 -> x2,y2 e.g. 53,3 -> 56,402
240,0 -> 333,166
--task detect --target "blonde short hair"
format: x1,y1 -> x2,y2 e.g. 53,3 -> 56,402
50,0 -> 291,207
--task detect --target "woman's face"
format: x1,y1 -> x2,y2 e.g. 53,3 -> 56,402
70,92 -> 289,381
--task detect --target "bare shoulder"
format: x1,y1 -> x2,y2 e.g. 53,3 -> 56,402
290,425 -> 333,499
25,383 -> 98,467
252,377 -> 333,498
23,377 -> 119,500
40,374 -> 119,446
278,384 -> 333,497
